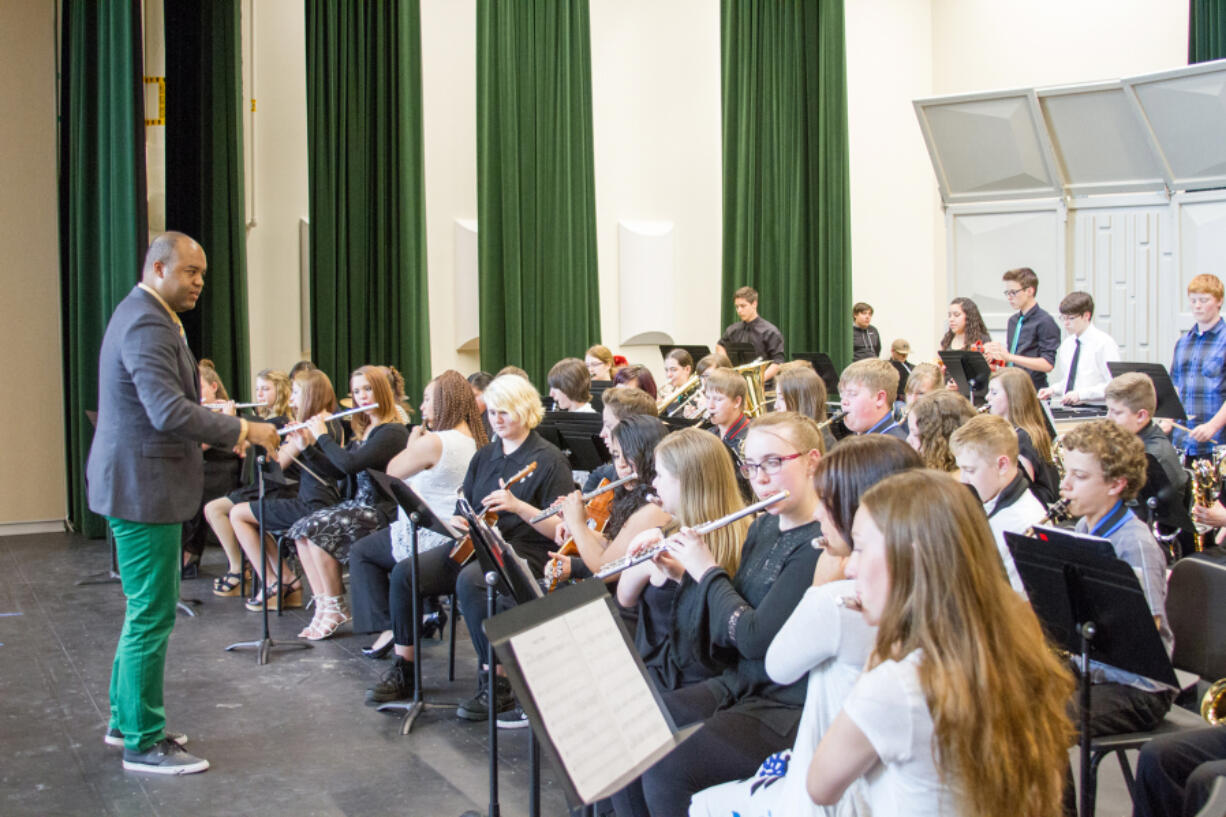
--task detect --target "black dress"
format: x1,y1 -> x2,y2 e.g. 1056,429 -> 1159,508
284,422 -> 408,562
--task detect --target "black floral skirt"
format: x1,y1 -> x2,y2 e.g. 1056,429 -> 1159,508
287,500 -> 383,564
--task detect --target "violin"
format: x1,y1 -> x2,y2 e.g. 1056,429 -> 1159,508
448,461 -> 538,566
547,477 -> 623,591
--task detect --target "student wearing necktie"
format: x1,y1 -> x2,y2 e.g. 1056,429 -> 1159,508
982,267 -> 1061,389
1037,292 -> 1121,405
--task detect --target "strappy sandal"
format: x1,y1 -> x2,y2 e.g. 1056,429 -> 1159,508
300,595 -> 350,641
244,577 -> 304,612
212,571 -> 244,597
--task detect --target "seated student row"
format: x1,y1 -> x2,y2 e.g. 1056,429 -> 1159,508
193,353 -> 1194,815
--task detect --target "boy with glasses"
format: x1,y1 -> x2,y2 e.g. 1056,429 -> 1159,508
1037,291 -> 1120,406
983,267 -> 1061,389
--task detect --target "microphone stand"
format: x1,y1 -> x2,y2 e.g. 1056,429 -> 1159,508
225,455 -> 312,664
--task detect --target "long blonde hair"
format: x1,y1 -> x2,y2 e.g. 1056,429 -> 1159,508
255,369 -> 292,420
860,471 -> 1074,817
654,429 -> 748,574
991,368 -> 1052,462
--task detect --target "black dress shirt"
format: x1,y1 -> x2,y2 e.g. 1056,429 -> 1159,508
461,430 -> 575,573
719,317 -> 785,363
1004,303 -> 1060,388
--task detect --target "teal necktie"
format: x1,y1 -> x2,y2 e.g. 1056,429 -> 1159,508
1008,315 -> 1025,366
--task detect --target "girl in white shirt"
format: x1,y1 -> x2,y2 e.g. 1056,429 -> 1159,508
689,435 -> 922,817
808,470 -> 1075,817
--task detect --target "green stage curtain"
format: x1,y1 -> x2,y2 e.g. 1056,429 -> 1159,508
59,0 -> 148,538
1190,0 -> 1226,62
476,0 -> 600,385
164,0 -> 250,395
305,0 -> 431,404
721,0 -> 852,369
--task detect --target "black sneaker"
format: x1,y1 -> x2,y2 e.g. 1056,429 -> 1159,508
366,657 -> 415,705
456,676 -> 514,721
496,703 -> 530,730
122,738 -> 209,775
105,727 -> 188,748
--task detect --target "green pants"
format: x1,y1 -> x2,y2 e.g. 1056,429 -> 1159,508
107,517 -> 181,752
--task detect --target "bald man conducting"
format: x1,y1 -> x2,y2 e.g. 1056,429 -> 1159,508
87,232 -> 279,774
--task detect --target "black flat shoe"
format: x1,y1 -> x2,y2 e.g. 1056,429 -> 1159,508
362,637 -> 394,659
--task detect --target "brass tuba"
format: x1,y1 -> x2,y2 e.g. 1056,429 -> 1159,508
734,359 -> 771,418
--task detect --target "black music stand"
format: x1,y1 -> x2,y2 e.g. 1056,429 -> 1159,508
724,342 -> 758,366
485,580 -> 699,813
1107,362 -> 1190,421
1005,531 -> 1178,817
791,352 -> 840,396
938,350 -> 992,406
225,456 -> 313,664
457,499 -> 544,817
367,470 -> 465,734
658,344 -> 711,365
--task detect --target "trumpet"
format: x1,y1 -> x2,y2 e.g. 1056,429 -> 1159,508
658,375 -> 701,415
277,404 -> 372,436
1023,498 -> 1072,537
594,490 -> 788,579
530,472 -> 639,523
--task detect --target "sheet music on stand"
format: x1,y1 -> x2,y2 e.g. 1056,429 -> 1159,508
485,581 -> 699,806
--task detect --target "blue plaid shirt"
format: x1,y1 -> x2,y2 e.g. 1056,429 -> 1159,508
1171,316 -> 1226,456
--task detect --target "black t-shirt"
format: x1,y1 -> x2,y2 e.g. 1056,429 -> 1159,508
461,430 -> 575,573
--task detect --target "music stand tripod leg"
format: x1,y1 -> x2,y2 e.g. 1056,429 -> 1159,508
457,572 -> 501,817
1078,621 -> 1097,817
225,456 -> 312,664
377,515 -> 431,734
76,526 -> 123,586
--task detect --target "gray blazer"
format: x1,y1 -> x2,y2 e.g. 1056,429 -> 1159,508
87,286 -> 243,524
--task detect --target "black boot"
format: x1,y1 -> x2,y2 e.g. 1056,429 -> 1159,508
366,657 -> 415,705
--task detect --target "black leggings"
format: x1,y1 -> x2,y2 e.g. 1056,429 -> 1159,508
612,683 -> 798,817
1135,726 -> 1226,817
347,527 -> 459,647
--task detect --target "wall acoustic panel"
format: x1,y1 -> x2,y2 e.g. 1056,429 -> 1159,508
453,219 -> 479,351
1037,82 -> 1167,198
915,90 -> 1062,204
1126,59 -> 1226,192
1179,200 -> 1226,343
618,220 -> 676,346
948,207 -> 1063,339
1070,207 -> 1172,364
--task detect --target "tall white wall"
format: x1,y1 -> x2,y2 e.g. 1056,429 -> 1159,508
243,0 -> 310,376
845,0 -> 940,362
0,0 -> 64,528
589,0 -> 722,379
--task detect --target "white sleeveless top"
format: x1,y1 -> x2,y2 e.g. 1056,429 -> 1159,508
391,429 -> 478,560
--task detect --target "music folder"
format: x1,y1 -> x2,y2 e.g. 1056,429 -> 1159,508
484,580 -> 699,806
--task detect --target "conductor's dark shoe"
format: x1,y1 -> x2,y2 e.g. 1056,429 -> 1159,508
105,727 -> 187,748
122,739 -> 209,775
456,676 -> 514,721
366,657 -> 415,705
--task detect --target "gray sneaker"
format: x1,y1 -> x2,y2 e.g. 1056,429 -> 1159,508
122,738 -> 210,775
105,727 -> 187,748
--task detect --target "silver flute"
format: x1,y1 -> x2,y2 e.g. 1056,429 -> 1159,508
593,489 -> 789,579
204,400 -> 267,410
277,404 -> 371,436
529,472 -> 639,523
